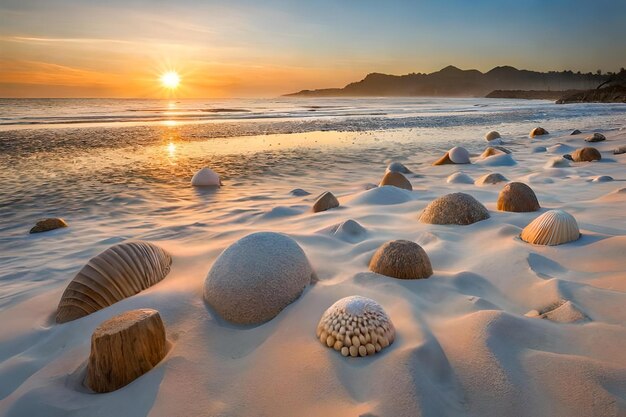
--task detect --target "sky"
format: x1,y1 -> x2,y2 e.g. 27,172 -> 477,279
1,0 -> 625,98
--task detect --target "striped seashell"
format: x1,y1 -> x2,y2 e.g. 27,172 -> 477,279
56,241 -> 172,323
316,296 -> 395,357
520,210 -> 580,246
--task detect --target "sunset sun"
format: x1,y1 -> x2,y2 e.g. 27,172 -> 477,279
160,71 -> 180,89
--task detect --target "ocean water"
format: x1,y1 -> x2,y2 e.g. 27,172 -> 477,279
1,97 -> 625,304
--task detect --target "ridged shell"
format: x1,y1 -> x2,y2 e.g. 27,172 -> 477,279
56,241 -> 172,323
520,210 -> 580,246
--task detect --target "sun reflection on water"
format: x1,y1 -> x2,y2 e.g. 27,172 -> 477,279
166,142 -> 176,157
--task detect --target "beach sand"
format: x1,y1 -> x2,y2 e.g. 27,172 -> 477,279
1,123 -> 625,417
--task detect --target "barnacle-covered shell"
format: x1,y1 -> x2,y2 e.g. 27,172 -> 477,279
56,242 -> 172,323
520,210 -> 580,246
316,296 -> 395,357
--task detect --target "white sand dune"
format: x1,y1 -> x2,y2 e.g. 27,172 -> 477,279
0,126 -> 625,417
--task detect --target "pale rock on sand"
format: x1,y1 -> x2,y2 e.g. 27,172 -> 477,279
29,217 -> 68,233
484,131 -> 501,141
475,172 -> 508,185
203,232 -> 314,325
379,171 -> 412,190
446,172 -> 474,184
591,175 -> 614,183
520,209 -> 580,246
526,300 -> 588,323
572,147 -> 602,162
433,146 -> 470,165
86,309 -> 167,393
386,161 -> 411,174
420,192 -> 490,225
316,296 -> 395,357
321,219 -> 367,243
348,185 -> 412,205
290,188 -> 311,196
369,240 -> 433,279
497,182 -> 540,212
56,241 -> 172,323
585,133 -> 606,142
312,191 -> 339,213
530,127 -> 549,137
544,156 -> 572,168
191,167 -> 221,187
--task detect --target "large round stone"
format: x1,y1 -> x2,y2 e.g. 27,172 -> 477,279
203,232 -> 314,325
369,240 -> 433,279
572,147 -> 601,162
497,182 -> 540,212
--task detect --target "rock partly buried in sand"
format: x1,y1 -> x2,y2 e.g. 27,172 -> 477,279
480,147 -> 503,158
526,300 -> 587,323
433,146 -> 470,165
614,145 -> 626,155
544,156 -> 572,168
191,167 -> 221,187
570,129 -> 582,135
585,132 -> 606,143
369,240 -> 433,280
386,162 -> 411,174
497,182 -> 540,213
86,309 -> 167,393
529,127 -> 549,138
56,241 -> 172,323
316,296 -> 395,357
420,193 -> 490,225
475,173 -> 508,186
485,131 -> 501,141
290,188 -> 311,196
379,171 -> 412,191
203,232 -> 314,325
446,172 -> 474,184
30,217 -> 68,234
326,219 -> 367,242
520,210 -> 580,246
313,191 -> 339,213
572,147 -> 601,162
592,175 -> 613,183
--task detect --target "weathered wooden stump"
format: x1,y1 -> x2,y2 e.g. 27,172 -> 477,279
86,309 -> 167,393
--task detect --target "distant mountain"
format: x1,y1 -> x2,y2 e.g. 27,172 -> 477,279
285,66 -> 608,97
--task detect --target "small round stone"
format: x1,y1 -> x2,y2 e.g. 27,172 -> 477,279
30,217 -> 68,234
419,193 -> 489,225
341,347 -> 349,356
359,346 -> 367,357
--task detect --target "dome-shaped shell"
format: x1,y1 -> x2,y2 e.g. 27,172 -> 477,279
386,162 -> 411,174
313,191 -> 339,213
379,171 -> 412,190
369,240 -> 432,279
485,131 -> 501,141
530,127 -> 549,138
316,296 -> 395,357
203,232 -> 314,325
475,173 -> 508,185
449,146 -> 470,164
419,192 -> 490,225
446,172 -> 474,184
572,147 -> 601,162
520,210 -> 580,246
497,182 -> 540,212
56,241 -> 172,323
191,167 -> 221,186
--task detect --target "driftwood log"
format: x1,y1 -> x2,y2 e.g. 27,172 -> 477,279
86,309 -> 167,393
